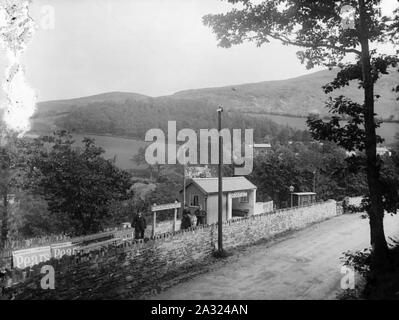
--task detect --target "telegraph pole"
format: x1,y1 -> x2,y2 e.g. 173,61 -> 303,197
217,107 -> 224,254
178,145 -> 187,207
289,185 -> 294,208
313,170 -> 316,193
183,164 -> 186,206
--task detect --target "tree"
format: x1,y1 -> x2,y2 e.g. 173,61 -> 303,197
204,0 -> 398,270
249,141 -> 366,207
132,146 -> 164,181
144,181 -> 180,221
393,132 -> 399,153
250,148 -> 300,207
24,131 -> 132,236
390,6 -> 399,50
0,126 -> 27,247
8,192 -> 58,239
391,133 -> 399,203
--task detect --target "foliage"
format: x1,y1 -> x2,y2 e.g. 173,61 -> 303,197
55,97 -> 312,144
202,0 -> 399,266
389,6 -> 399,47
248,141 -> 367,207
144,179 -> 181,221
340,239 -> 399,299
307,63 -> 399,216
0,125 -> 29,246
8,193 -> 59,239
106,197 -> 146,228
203,1 -> 399,267
341,248 -> 372,277
23,131 -> 132,236
133,147 -> 166,181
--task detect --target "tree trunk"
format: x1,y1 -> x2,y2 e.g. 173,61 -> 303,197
358,0 -> 389,268
149,165 -> 153,180
156,164 -> 161,182
1,193 -> 8,248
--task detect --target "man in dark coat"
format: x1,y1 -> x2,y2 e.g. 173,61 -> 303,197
132,211 -> 147,239
195,205 -> 207,226
180,205 -> 192,230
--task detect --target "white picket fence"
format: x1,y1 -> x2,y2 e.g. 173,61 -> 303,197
254,201 -> 274,215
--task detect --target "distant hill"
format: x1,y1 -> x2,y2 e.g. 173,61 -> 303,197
33,92 -> 150,118
173,69 -> 399,121
29,69 -> 399,137
31,92 -> 150,133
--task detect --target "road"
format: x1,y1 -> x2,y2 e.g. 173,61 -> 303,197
151,214 -> 399,300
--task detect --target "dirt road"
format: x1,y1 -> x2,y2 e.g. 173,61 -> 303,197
151,214 -> 399,300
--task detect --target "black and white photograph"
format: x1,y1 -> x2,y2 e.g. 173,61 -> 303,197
0,0 -> 399,308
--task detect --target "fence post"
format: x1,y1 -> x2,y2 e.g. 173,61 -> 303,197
173,200 -> 178,232
152,204 -> 156,238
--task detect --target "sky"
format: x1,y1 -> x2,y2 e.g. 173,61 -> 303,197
9,0 -> 399,102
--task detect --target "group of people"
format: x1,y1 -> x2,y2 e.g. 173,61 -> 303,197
181,204 -> 207,229
131,204 -> 207,239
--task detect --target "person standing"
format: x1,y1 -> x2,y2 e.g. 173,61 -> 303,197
181,205 -> 192,230
195,205 -> 207,226
132,211 -> 147,239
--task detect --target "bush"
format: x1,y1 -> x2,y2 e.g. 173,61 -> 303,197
339,239 -> 399,300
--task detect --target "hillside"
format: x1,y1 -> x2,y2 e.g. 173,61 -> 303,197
33,91 -> 149,117
40,97 -> 309,144
29,69 -> 399,137
30,92 -> 150,133
173,69 -> 399,121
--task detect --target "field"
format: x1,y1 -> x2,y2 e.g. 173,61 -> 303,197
72,134 -> 147,170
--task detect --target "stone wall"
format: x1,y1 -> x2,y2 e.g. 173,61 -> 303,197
221,200 -> 338,249
152,220 -> 182,235
1,200 -> 339,300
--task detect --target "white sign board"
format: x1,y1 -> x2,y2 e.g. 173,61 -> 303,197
151,202 -> 181,212
50,242 -> 79,259
12,246 -> 51,269
230,192 -> 247,199
121,222 -> 131,229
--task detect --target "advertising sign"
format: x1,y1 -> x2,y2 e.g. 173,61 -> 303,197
12,246 -> 51,269
230,192 -> 247,199
151,202 -> 181,212
50,242 -> 79,259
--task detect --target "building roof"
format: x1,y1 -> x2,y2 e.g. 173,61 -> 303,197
183,177 -> 257,194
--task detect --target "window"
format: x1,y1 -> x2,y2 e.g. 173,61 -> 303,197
239,195 -> 248,203
191,195 -> 199,206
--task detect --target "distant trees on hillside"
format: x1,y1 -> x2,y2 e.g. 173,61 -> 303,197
54,98 -> 311,144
